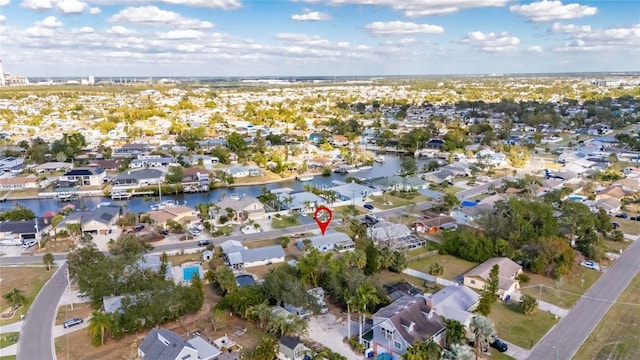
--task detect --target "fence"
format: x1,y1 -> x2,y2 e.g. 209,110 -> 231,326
402,268 -> 459,287
407,249 -> 439,262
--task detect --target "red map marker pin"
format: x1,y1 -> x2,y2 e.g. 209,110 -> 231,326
314,206 -> 332,236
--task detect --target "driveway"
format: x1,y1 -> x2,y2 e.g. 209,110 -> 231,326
307,314 -> 361,360
527,236 -> 640,360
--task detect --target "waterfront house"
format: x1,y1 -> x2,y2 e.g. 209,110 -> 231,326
368,176 -> 428,192
330,182 -> 376,202
370,294 -> 445,358
59,168 -> 106,187
112,169 -> 164,189
181,167 -> 210,190
56,205 -> 120,235
0,175 -> 39,190
148,206 -> 198,229
0,157 -> 25,175
223,165 -> 250,178
210,195 -> 265,222
281,191 -> 326,213
297,230 -> 355,253
463,257 -> 523,300
0,218 -> 47,244
130,155 -> 176,169
423,170 -> 454,184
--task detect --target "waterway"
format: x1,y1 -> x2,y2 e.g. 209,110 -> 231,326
1,154 -> 432,216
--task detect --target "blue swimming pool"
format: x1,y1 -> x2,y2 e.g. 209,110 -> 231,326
236,275 -> 256,287
568,195 -> 585,202
183,267 -> 200,282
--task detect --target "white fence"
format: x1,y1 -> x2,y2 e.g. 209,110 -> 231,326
403,268 -> 459,287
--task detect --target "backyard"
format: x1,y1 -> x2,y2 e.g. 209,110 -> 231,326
574,273 -> 640,360
407,254 -> 479,281
490,302 -> 559,349
369,194 -> 429,210
0,266 -> 55,326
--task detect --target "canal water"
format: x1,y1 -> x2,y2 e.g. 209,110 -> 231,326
1,154 -> 431,216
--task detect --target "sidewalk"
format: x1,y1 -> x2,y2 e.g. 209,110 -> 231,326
0,343 -> 17,357
504,340 -> 531,360
0,322 -> 22,357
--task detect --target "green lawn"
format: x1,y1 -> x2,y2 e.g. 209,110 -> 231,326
574,273 -> 640,360
613,218 -> 640,236
491,352 -> 516,360
369,194 -> 429,210
0,267 -> 55,326
520,265 -> 602,308
0,332 -> 19,349
490,302 -> 559,349
0,356 -> 16,360
167,252 -> 202,266
271,215 -> 301,229
374,270 -> 438,291
408,254 -> 478,281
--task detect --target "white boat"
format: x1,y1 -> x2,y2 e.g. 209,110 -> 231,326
359,165 -> 373,170
299,176 -> 314,182
150,200 -> 176,211
375,156 -> 385,163
347,168 -> 360,173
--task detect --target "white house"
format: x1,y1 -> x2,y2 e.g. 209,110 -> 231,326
221,240 -> 286,269
297,231 -> 355,252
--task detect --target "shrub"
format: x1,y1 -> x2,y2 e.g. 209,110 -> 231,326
347,336 -> 364,354
520,294 -> 538,315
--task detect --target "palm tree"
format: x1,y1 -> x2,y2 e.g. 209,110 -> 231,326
249,335 -> 278,360
43,252 -> 55,271
469,315 -> 495,360
402,340 -> 442,360
280,314 -> 308,337
349,283 -> 380,344
444,319 -> 466,348
245,303 -> 272,329
88,311 -> 113,346
66,223 -> 82,241
3,288 -> 27,307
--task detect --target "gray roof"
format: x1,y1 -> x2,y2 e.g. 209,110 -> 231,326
374,294 -> 444,346
139,328 -> 195,360
103,295 -> 125,313
216,195 -> 261,212
330,182 -> 375,199
0,218 -> 47,235
81,205 -> 120,227
302,231 -> 353,250
227,245 -> 285,266
187,336 -> 222,360
220,240 -> 245,254
114,169 -> 164,182
137,254 -> 173,278
429,285 -> 479,324
284,191 -> 326,210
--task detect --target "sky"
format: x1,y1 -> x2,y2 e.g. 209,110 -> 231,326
0,0 -> 638,77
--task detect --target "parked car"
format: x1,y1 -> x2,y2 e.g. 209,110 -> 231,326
22,240 -> 38,249
160,229 -> 169,235
580,260 -> 601,271
612,222 -> 620,229
198,240 -> 211,247
630,216 -> 640,221
363,204 -> 375,210
491,338 -> 508,352
134,224 -> 145,232
615,213 -> 628,219
63,318 -> 84,329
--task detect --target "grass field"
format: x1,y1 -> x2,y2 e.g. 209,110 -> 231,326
55,303 -> 93,326
0,266 -> 55,326
0,356 -> 16,360
520,264 -> 602,308
0,332 -> 18,349
408,254 -> 478,281
574,273 -> 640,360
369,194 -> 429,210
612,218 -> 640,236
490,302 -> 559,349
271,215 -> 301,229
167,252 -> 203,266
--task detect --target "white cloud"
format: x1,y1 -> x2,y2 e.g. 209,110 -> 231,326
291,10 -> 331,21
72,26 -> 94,33
80,0 -> 241,9
36,16 -> 63,28
0,15 -> 5,22
159,29 -> 205,40
510,0 -> 597,22
21,0 -> 53,10
107,25 -> 135,35
329,0 -> 510,17
549,22 -> 591,34
88,6 -> 100,14
527,45 -> 543,52
57,0 -> 88,14
24,26 -> 55,37
460,31 -> 520,52
109,6 -> 213,29
0,0 -> 9,7
555,24 -> 640,51
365,21 -> 444,36
275,32 -> 331,46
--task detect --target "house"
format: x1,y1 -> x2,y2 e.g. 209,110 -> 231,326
34,162 -> 74,173
0,176 -> 39,190
368,176 -> 427,192
138,328 -> 220,360
370,294 -> 445,358
450,203 -> 493,225
198,138 -> 227,149
87,159 -> 123,171
137,254 -> 173,279
476,149 -> 507,167
112,169 -> 164,189
414,213 -> 457,233
297,230 -> 355,252
425,139 -> 445,150
329,135 -> 349,147
368,221 -> 424,250
308,132 -> 325,144
223,165 -> 250,178
221,241 -> 286,269
281,191 -> 327,214
0,157 -> 25,174
113,143 -> 153,158
427,285 -> 479,327
330,182 -> 376,202
148,206 -> 198,228
423,170 -> 454,184
130,155 -> 176,169
209,195 -> 265,222
187,154 -> 218,166
60,168 -> 106,186
594,197 -> 621,214
463,257 -> 523,299
278,336 -> 309,360
78,205 -> 120,234
181,167 -> 210,190
0,218 -> 47,244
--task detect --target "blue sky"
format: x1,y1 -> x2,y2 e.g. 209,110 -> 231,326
0,0 -> 638,77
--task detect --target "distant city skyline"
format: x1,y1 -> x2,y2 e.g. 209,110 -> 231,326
0,0 -> 638,77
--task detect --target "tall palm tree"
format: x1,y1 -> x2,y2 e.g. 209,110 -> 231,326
402,340 -> 442,360
444,319 -> 466,348
469,315 -> 495,360
249,335 -> 278,360
245,303 -> 272,329
349,283 -> 380,344
281,314 -> 308,337
3,288 -> 27,307
87,311 -> 113,346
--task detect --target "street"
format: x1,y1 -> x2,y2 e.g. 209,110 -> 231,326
17,263 -> 67,360
527,236 -> 640,360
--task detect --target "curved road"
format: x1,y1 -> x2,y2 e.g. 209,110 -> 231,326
1,200 -> 437,360
527,237 -> 640,360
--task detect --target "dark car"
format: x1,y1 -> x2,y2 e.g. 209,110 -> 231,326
135,224 -> 145,232
630,216 -> 639,221
198,240 -> 211,247
160,229 -> 169,235
363,204 -> 374,210
491,338 -> 508,352
615,213 -> 628,219
612,222 -> 620,229
63,318 -> 84,329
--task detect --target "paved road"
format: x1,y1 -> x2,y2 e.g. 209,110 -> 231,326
456,179 -> 504,200
17,263 -> 67,360
527,237 -> 640,360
